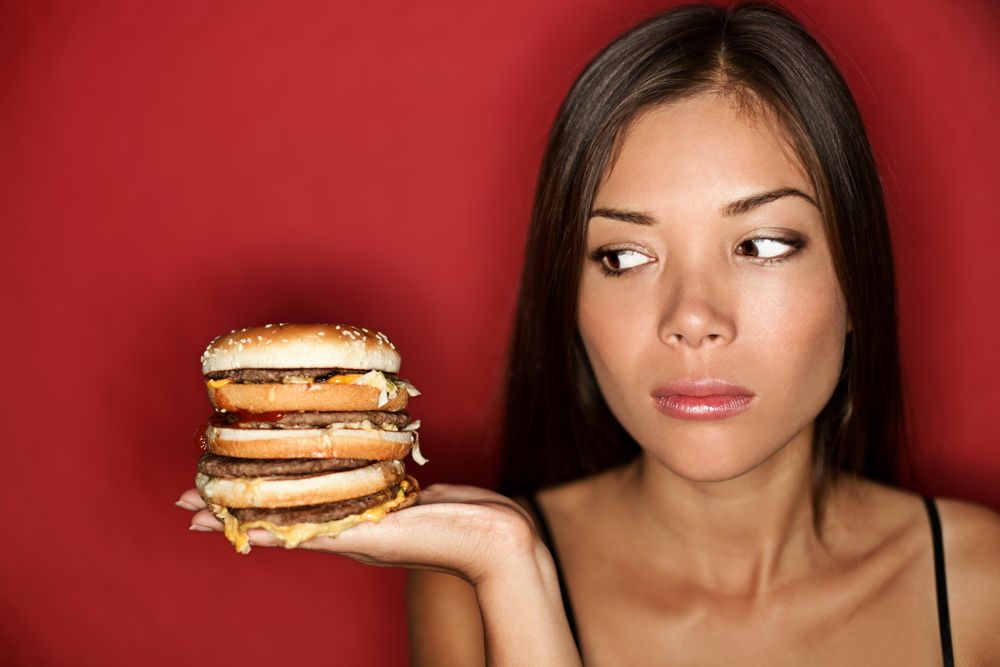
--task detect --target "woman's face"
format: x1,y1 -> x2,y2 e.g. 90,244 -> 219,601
578,94 -> 848,482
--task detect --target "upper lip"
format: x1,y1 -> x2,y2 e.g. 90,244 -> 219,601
651,379 -> 755,398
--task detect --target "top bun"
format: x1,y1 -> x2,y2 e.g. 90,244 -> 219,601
201,323 -> 401,374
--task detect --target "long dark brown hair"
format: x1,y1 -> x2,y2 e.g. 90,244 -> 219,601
499,2 -> 904,512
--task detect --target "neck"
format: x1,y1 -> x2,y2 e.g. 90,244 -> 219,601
621,424 -> 828,596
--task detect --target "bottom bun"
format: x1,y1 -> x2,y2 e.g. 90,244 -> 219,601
196,460 -> 404,508
208,476 -> 419,554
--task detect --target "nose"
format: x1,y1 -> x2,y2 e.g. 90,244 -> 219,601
657,270 -> 736,349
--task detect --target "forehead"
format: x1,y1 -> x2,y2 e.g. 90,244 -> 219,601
595,94 -> 812,211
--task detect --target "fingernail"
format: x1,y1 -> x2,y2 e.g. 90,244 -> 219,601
175,500 -> 198,510
189,524 -> 214,532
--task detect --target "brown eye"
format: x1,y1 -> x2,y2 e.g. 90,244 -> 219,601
596,249 -> 654,274
737,239 -> 760,257
736,237 -> 801,260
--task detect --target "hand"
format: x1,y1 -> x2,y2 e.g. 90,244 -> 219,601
178,484 -> 582,665
177,484 -> 539,585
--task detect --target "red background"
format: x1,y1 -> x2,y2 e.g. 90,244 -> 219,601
2,1 -> 997,664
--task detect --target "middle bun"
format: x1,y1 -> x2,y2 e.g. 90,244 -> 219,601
205,426 -> 414,460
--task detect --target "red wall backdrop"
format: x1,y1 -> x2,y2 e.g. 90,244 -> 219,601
2,1 -> 997,664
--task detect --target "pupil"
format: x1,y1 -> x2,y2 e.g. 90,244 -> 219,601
740,240 -> 758,257
606,253 -> 621,269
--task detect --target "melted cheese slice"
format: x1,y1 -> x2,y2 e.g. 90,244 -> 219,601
212,481 -> 411,554
325,373 -> 364,384
206,373 -> 382,387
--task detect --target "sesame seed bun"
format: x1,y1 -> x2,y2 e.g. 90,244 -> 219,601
204,425 -> 414,460
201,323 -> 401,374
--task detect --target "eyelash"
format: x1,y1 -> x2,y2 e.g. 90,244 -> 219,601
736,236 -> 807,265
589,236 -> 807,276
589,245 -> 652,277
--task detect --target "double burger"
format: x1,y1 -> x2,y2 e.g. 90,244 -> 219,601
195,322 -> 424,553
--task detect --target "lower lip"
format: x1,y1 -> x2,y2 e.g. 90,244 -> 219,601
653,394 -> 754,420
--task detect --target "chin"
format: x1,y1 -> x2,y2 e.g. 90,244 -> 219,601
640,429 -> 774,483
657,457 -> 760,484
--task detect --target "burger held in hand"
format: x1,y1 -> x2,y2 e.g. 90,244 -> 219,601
196,323 -> 425,554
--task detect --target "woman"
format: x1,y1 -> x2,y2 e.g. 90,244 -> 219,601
183,3 -> 1000,664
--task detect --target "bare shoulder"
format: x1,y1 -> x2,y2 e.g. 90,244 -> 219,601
935,497 -> 1000,664
825,481 -> 999,663
935,496 -> 1000,553
407,569 -> 484,667
935,496 -> 1000,558
513,475 -> 597,545
531,465 -> 630,523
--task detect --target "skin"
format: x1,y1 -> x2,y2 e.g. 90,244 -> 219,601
180,484 -> 580,666
179,93 -> 1000,665
579,96 -> 846,488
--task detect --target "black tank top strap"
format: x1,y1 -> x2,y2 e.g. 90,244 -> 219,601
923,496 -> 955,667
522,494 -> 581,652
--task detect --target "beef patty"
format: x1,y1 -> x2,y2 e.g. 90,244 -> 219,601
209,410 -> 412,430
230,486 -> 399,525
205,368 -> 400,383
197,452 -> 372,478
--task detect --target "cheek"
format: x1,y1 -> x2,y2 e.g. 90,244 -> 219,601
577,254 -> 849,478
577,273 -> 656,392
741,267 -> 848,416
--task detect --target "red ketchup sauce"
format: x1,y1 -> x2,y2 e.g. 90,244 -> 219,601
208,410 -> 286,427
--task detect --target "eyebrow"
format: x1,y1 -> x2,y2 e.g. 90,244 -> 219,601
588,187 -> 818,225
588,207 -> 657,225
721,187 -> 818,217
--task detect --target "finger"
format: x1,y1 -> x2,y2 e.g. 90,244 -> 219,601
416,486 -> 533,523
190,509 -> 223,531
292,502 -> 500,559
176,488 -> 206,511
415,484 -> 513,506
244,528 -> 286,549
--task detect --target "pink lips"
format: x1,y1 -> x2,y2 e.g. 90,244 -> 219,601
651,380 -> 755,420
